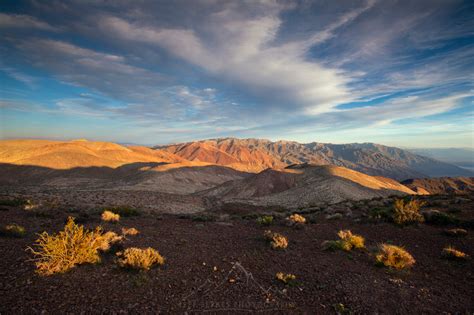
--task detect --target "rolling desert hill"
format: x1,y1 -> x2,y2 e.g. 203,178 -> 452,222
157,138 -> 472,180
0,161 -> 249,194
0,139 -> 183,169
199,164 -> 419,208
0,139 -> 251,194
401,177 -> 474,195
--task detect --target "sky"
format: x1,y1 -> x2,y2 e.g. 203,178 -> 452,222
0,0 -> 473,147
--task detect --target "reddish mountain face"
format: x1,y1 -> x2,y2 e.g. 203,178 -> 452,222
156,138 -> 472,180
158,139 -> 287,172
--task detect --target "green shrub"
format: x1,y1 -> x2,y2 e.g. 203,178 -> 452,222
0,224 -> 26,238
256,215 -> 273,226
368,207 -> 392,221
333,303 -> 350,314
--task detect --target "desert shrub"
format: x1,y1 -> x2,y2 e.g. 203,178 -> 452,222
0,198 -> 27,207
424,211 -> 458,226
322,230 -> 365,251
116,247 -> 165,270
122,227 -> 139,236
27,217 -> 110,275
443,228 -> 467,237
442,246 -> 469,260
98,231 -> 123,251
333,303 -> 350,314
276,272 -> 296,285
321,240 -> 345,251
392,199 -> 425,225
264,230 -> 288,249
375,244 -> 415,269
24,199 -> 39,210
191,214 -> 216,222
286,214 -> 306,225
102,210 -> 120,222
304,213 -> 318,224
241,213 -> 260,220
368,207 -> 392,221
101,206 -> 140,217
0,223 -> 26,238
106,206 -> 140,217
256,215 -> 274,226
338,230 -> 365,250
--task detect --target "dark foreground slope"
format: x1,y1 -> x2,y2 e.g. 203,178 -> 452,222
0,193 -> 473,314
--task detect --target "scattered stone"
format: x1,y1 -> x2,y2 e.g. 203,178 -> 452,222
443,228 -> 468,237
325,213 -> 343,220
368,200 -> 384,207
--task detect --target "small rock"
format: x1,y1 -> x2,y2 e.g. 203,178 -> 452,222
325,213 -> 343,220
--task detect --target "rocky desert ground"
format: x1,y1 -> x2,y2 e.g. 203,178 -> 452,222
0,188 -> 473,313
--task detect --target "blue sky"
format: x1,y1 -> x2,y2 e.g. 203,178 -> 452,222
0,0 -> 473,147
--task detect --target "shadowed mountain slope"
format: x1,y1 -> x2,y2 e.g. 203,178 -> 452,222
401,177 -> 474,195
0,162 -> 249,194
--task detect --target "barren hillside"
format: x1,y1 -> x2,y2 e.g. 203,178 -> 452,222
0,139 -> 183,169
200,164 -> 418,208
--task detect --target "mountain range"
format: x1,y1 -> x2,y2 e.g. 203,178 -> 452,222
157,138 -> 472,180
0,138 -> 472,207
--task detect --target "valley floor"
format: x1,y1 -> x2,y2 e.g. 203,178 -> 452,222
0,191 -> 473,314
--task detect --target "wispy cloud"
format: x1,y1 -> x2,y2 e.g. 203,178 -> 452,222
0,66 -> 37,88
0,13 -> 58,31
98,1 -> 376,114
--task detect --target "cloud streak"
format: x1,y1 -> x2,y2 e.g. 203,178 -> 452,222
0,13 -> 58,31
